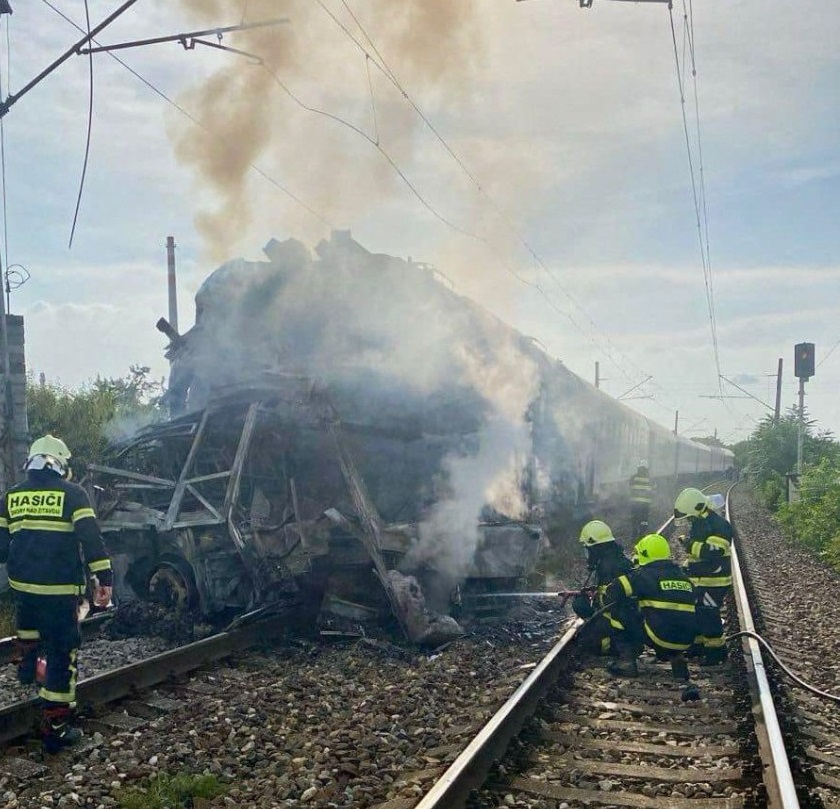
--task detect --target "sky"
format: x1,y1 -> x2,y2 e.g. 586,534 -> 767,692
1,0 -> 839,446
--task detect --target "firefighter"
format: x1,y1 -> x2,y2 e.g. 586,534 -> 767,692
674,487 -> 732,666
572,520 -> 635,655
628,460 -> 653,538
0,435 -> 113,753
603,533 -> 699,699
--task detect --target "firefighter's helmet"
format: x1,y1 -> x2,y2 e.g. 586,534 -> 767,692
634,533 -> 671,565
579,520 -> 615,546
674,487 -> 709,519
26,435 -> 72,478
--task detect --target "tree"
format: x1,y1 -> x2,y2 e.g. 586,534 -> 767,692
26,366 -> 164,472
734,408 -> 840,508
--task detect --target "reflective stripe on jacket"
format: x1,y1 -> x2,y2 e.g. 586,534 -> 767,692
0,471 -> 112,596
629,472 -> 653,504
606,560 -> 697,651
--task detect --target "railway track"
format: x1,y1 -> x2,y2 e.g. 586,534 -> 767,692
402,487 -> 814,809
1,482 -> 835,809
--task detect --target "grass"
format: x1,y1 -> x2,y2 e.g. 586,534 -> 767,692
118,773 -> 226,809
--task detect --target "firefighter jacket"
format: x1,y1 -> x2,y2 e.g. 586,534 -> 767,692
683,510 -> 732,590
605,560 -> 697,651
629,470 -> 653,504
587,541 -> 633,630
587,541 -> 633,594
0,471 -> 112,597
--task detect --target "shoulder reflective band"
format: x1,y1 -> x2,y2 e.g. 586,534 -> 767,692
72,507 -> 96,523
618,575 -> 633,597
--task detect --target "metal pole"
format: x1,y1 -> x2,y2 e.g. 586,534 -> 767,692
594,361 -> 600,389
166,236 -> 178,333
0,250 -> 13,491
774,358 -> 783,425
673,410 -> 679,479
797,376 -> 805,474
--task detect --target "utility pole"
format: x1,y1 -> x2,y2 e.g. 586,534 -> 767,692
166,236 -> 178,333
673,410 -> 680,479
594,361 -> 600,388
774,358 -> 783,425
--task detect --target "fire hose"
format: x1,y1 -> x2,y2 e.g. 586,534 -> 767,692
726,629 -> 840,704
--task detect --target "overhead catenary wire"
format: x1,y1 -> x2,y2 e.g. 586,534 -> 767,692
0,14 -> 8,276
667,4 -> 722,394
67,0 -> 94,249
39,0 -> 335,231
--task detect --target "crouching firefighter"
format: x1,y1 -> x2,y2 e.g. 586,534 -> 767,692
0,435 -> 113,753
572,521 -> 634,655
604,534 -> 699,699
674,488 -> 733,665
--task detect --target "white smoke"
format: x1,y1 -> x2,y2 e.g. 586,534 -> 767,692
410,337 -> 538,581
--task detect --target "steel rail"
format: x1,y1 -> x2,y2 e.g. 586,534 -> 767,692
412,477 -> 773,809
414,509 -> 679,809
413,618 -> 580,809
726,489 -> 800,808
0,614 -> 286,746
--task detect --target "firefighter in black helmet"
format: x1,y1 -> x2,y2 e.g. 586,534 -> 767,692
604,533 -> 699,700
674,487 -> 732,665
0,435 -> 113,752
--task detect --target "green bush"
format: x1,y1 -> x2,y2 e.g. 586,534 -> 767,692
118,773 -> 225,809
777,458 -> 840,571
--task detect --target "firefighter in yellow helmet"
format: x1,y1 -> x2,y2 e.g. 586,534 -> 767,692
572,520 -> 634,655
674,487 -> 733,665
603,533 -> 699,700
0,435 -> 113,752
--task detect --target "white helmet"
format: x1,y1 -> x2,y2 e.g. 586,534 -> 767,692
26,434 -> 72,478
637,459 -> 648,468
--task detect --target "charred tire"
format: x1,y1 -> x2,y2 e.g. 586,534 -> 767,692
147,555 -> 198,611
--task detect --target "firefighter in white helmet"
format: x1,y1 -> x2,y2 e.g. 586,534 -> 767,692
0,435 -> 112,752
674,487 -> 732,665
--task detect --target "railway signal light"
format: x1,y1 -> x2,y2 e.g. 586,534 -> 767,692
794,342 -> 815,380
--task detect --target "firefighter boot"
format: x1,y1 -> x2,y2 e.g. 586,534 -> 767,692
701,645 -> 727,666
41,707 -> 82,754
606,640 -> 638,677
670,654 -> 690,681
11,640 -> 38,686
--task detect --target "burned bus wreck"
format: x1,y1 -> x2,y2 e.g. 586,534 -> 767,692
89,378 -> 542,645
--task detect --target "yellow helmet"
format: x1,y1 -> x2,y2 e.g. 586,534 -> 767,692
634,533 -> 671,565
579,520 -> 615,546
674,487 -> 709,519
26,434 -> 72,477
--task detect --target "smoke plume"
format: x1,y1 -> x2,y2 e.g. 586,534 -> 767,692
173,0 -> 484,257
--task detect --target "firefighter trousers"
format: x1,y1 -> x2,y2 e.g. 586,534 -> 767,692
14,593 -> 81,708
693,586 -> 727,663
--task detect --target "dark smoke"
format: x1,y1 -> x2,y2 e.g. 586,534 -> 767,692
173,0 -> 484,257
